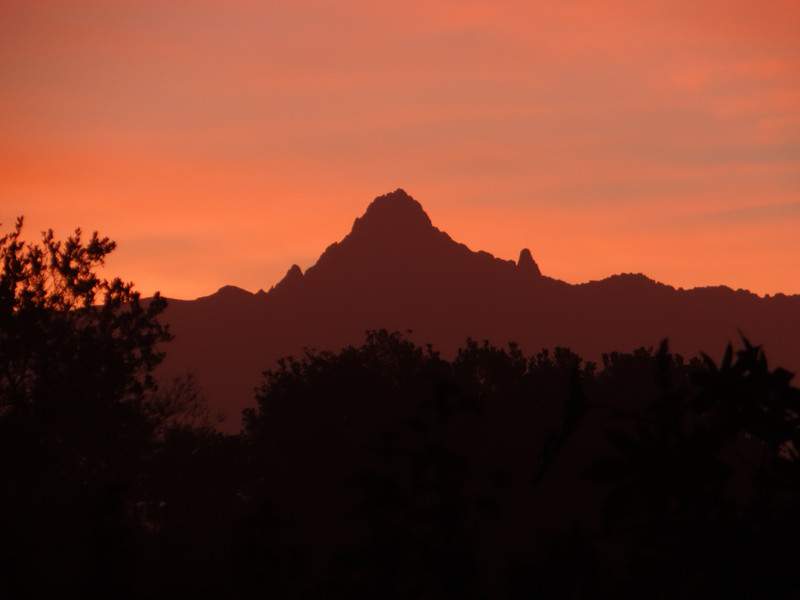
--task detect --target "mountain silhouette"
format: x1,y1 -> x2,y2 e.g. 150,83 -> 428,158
158,189 -> 800,429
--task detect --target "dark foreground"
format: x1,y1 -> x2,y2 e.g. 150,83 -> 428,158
2,219 -> 800,599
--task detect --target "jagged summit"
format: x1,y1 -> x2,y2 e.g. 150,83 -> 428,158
517,248 -> 542,277
285,264 -> 303,280
350,188 -> 433,237
269,264 -> 304,296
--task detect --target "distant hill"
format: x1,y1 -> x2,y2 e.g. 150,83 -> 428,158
158,189 -> 800,429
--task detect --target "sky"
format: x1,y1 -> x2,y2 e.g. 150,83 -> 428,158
2,0 -> 799,298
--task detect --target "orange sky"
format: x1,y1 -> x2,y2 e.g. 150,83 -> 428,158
2,0 -> 799,298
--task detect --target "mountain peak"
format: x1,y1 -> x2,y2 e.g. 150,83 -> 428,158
268,264 -> 304,297
351,189 -> 433,236
285,264 -> 303,280
214,285 -> 252,297
195,284 -> 254,303
517,248 -> 542,277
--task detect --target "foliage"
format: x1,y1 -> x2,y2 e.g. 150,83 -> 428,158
3,216 -> 800,598
0,218 -> 181,597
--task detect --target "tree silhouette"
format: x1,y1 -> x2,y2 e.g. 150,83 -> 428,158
587,339 -> 800,598
3,217 -> 800,598
0,218 -> 172,597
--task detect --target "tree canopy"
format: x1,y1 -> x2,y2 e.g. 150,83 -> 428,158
2,217 -> 800,599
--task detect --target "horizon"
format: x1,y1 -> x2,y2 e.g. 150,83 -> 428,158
160,188 -> 798,302
3,1 -> 799,298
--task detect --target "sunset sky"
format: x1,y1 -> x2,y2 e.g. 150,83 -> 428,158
2,0 -> 798,298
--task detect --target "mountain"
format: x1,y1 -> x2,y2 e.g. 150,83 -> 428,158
159,189 -> 800,430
